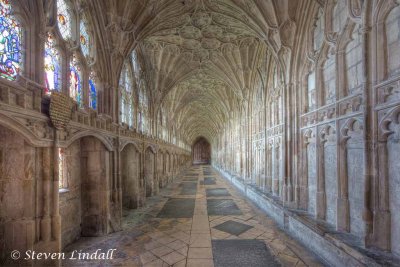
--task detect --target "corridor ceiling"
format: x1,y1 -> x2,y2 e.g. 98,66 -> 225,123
85,0 -> 299,144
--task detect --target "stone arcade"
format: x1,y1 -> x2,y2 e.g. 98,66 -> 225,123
1,0 -> 400,266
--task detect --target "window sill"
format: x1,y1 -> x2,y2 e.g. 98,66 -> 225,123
59,188 -> 70,194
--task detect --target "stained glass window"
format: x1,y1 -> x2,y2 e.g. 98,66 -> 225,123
57,0 -> 72,40
44,33 -> 61,94
80,18 -> 89,58
0,0 -> 22,81
89,71 -> 97,110
119,63 -> 133,127
69,55 -> 82,106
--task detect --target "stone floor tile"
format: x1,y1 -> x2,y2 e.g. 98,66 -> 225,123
167,239 -> 187,250
186,258 -> 214,267
269,239 -> 287,252
173,231 -> 191,243
157,236 -> 176,245
161,251 -> 186,265
62,166 -> 322,267
145,241 -> 164,250
277,253 -> 300,266
188,247 -> 213,259
139,251 -> 157,264
151,246 -> 174,257
144,259 -> 165,267
173,259 -> 187,267
176,246 -> 189,256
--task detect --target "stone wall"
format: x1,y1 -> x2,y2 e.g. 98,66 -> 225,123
0,126 -> 37,259
212,0 -> 400,260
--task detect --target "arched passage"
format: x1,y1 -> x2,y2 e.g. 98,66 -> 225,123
121,144 -> 140,209
60,136 -> 111,248
192,137 -> 211,165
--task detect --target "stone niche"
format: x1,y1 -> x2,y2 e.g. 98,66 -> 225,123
121,144 -> 141,209
60,136 -> 111,249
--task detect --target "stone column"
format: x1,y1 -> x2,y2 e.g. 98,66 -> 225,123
371,140 -> 391,250
337,134 -> 350,232
266,142 -> 272,192
316,130 -> 327,220
41,147 -> 52,242
52,133 -> 61,245
298,132 -> 309,210
273,142 -> 280,196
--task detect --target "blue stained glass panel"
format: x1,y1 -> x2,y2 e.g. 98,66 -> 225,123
0,0 -> 21,81
89,73 -> 97,110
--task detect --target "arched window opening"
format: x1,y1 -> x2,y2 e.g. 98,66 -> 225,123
58,148 -> 66,189
80,16 -> 90,59
69,54 -> 82,106
138,81 -> 148,134
0,0 -> 22,81
308,71 -> 316,110
273,65 -> 278,88
314,8 -> 324,52
57,0 -> 72,41
89,71 -> 97,110
132,50 -> 140,80
44,33 -> 61,94
333,0 -> 347,34
119,62 -> 133,127
386,5 -> 400,77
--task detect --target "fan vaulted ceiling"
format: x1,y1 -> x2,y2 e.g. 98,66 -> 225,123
85,0 -> 298,145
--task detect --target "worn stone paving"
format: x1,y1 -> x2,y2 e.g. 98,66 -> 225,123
62,165 -> 324,267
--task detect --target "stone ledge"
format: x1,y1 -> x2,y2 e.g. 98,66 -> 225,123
215,167 -> 397,267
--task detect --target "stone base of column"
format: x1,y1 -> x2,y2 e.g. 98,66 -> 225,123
336,197 -> 349,232
41,217 -> 52,242
316,191 -> 326,220
368,210 -> 391,251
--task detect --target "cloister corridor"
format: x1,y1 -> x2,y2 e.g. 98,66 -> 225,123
62,165 -> 321,267
3,0 -> 400,266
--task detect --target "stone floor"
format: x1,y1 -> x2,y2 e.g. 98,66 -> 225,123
62,166 -> 324,267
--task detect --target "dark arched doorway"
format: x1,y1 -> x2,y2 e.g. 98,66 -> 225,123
192,137 -> 211,164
